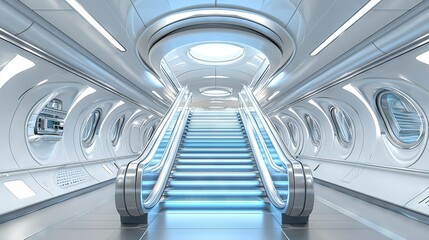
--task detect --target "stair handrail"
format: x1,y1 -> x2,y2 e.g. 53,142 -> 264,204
239,94 -> 286,174
240,86 -> 314,217
116,87 -> 190,217
142,93 -> 192,211
239,96 -> 287,211
139,86 -> 188,165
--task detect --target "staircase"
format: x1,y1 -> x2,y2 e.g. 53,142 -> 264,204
160,111 -> 267,210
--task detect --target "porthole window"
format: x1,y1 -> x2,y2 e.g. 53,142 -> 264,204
286,121 -> 299,148
304,114 -> 321,147
82,108 -> 102,148
111,115 -> 125,147
377,91 -> 425,148
330,107 -> 353,148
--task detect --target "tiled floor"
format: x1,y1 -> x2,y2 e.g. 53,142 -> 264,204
1,183 -> 428,240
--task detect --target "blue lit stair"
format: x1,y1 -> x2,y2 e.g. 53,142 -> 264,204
160,111 -> 268,210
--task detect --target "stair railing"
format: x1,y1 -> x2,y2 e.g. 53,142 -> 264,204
239,86 -> 314,220
115,87 -> 191,221
239,96 -> 287,211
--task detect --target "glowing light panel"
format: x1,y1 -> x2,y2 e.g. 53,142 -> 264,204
0,55 -> 35,89
416,50 -> 429,65
3,180 -> 36,199
310,0 -> 381,56
189,43 -> 244,64
201,88 -> 231,97
65,0 -> 126,52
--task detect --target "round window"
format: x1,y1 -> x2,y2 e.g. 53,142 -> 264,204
304,114 -> 321,147
111,115 -> 125,147
286,121 -> 299,149
82,108 -> 102,148
330,107 -> 353,148
377,91 -> 425,148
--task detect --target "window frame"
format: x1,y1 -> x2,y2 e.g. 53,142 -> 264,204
304,114 -> 321,147
286,120 -> 300,149
111,115 -> 125,147
330,106 -> 354,148
376,90 -> 425,149
81,108 -> 102,148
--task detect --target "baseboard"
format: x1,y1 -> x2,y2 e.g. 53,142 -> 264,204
315,178 -> 429,224
0,179 -> 115,224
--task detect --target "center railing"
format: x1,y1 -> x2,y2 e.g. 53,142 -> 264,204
239,86 -> 314,222
115,87 -> 192,222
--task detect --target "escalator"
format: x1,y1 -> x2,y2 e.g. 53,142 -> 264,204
116,87 -> 314,224
161,111 -> 268,210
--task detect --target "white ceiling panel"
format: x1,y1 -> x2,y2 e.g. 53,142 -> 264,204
217,0 -> 264,10
168,0 -> 214,10
374,0 -> 422,10
19,0 -> 72,10
34,10 -> 162,91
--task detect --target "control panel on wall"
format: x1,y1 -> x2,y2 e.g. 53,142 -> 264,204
28,99 -> 67,142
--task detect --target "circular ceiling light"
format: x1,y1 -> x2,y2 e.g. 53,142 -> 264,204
200,87 -> 232,97
189,43 -> 244,64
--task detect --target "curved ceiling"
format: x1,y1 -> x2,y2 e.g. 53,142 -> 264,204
16,0 -> 424,112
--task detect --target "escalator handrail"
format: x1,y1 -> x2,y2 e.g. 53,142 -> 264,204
242,86 -> 297,165
142,93 -> 192,211
138,86 -> 188,165
241,86 -> 314,217
239,94 -> 286,174
239,94 -> 287,212
116,87 -> 189,217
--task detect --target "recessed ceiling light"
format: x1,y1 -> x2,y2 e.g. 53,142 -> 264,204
416,50 -> 429,65
209,106 -> 224,109
65,0 -> 126,52
210,100 -> 224,104
189,43 -> 244,65
310,0 -> 381,56
200,88 -> 232,97
3,180 -> 36,199
151,90 -> 164,100
0,55 -> 35,89
203,76 -> 230,79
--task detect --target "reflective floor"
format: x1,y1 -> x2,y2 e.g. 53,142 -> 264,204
1,183 -> 428,240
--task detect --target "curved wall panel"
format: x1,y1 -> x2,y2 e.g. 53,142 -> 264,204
0,36 -> 162,217
272,42 -> 429,216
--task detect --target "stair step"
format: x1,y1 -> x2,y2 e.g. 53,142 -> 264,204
183,139 -> 246,143
186,128 -> 243,132
184,135 -> 245,140
179,148 -> 249,153
161,198 -> 266,209
175,165 -> 255,171
178,153 -> 251,159
185,132 -> 244,136
177,159 -> 253,165
181,142 -> 248,148
168,180 -> 261,188
171,172 -> 258,179
164,189 -> 265,197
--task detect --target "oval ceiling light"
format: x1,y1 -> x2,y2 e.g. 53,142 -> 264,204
200,87 -> 232,97
189,43 -> 244,65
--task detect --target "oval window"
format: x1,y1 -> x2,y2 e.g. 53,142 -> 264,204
330,107 -> 353,148
286,121 -> 299,148
377,91 -> 425,148
304,114 -> 321,147
82,108 -> 102,148
111,115 -> 125,147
